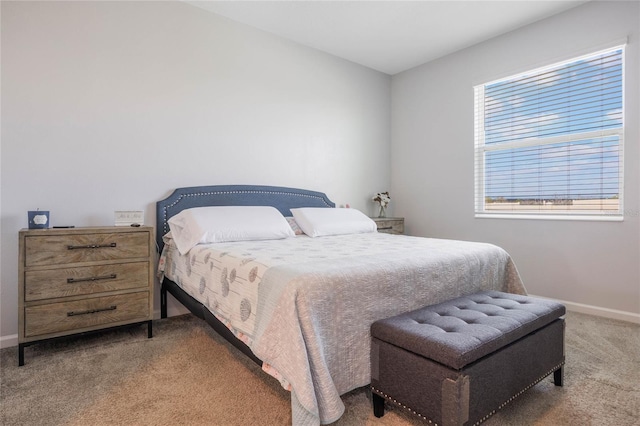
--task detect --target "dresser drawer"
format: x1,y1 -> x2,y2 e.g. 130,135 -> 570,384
374,218 -> 404,235
24,291 -> 150,338
25,261 -> 149,302
24,232 -> 150,267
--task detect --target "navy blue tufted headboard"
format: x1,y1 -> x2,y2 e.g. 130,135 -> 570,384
155,185 -> 335,251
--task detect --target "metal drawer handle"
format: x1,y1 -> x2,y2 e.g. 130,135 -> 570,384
67,242 -> 117,250
67,274 -> 117,284
67,305 -> 117,317
378,226 -> 393,230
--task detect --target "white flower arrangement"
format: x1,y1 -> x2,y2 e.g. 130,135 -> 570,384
372,191 -> 391,208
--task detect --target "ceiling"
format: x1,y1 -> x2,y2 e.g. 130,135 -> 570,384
185,1 -> 587,75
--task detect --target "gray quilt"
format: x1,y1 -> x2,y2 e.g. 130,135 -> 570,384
248,234 -> 525,425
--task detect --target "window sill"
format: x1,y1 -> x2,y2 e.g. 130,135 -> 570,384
474,213 -> 623,222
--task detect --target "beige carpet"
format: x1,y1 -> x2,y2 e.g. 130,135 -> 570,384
1,311 -> 638,425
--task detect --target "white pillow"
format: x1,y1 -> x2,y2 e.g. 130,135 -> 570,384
168,206 -> 295,254
290,207 -> 377,238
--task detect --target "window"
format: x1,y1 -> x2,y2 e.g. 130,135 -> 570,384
474,46 -> 624,220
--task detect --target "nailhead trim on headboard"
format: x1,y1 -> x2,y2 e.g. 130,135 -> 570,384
160,189 -> 334,235
155,186 -> 335,252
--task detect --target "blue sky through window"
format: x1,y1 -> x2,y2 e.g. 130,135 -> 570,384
482,48 -> 623,201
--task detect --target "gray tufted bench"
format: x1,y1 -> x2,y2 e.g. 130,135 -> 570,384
370,291 -> 565,426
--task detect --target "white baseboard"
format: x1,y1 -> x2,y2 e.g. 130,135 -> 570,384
1,308 -> 177,350
2,297 -> 637,348
530,294 -> 640,324
1,334 -> 18,349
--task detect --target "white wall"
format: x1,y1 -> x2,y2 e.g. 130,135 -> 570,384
0,1 -> 391,343
392,1 -> 640,320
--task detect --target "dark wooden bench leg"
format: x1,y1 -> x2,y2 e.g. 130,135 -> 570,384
373,393 -> 385,418
553,366 -> 563,386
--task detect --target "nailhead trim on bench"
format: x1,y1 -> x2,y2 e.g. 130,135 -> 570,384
371,386 -> 437,425
371,361 -> 564,425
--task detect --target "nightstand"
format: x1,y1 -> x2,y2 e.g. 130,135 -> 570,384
18,226 -> 154,366
372,217 -> 404,235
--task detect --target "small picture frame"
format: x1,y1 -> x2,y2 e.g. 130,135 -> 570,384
28,211 -> 50,229
115,210 -> 144,226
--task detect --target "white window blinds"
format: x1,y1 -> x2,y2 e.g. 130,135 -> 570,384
474,46 -> 624,220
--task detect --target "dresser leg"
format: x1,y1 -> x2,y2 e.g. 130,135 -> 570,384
18,344 -> 25,366
147,320 -> 153,338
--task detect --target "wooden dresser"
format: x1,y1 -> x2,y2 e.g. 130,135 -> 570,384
371,217 -> 405,235
18,226 -> 154,365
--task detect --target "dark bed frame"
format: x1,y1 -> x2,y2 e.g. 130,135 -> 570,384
156,184 -> 335,365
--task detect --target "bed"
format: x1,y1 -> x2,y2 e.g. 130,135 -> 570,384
156,184 -> 526,426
